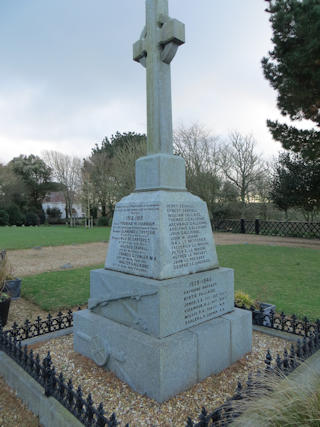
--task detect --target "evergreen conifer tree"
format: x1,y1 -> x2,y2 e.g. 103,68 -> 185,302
263,0 -> 320,159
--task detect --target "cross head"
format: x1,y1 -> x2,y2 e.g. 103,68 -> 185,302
133,0 -> 185,154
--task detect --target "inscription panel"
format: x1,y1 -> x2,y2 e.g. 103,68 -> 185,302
106,192 -> 218,279
91,268 -> 234,338
183,276 -> 228,327
166,203 -> 212,272
160,268 -> 234,336
106,203 -> 160,275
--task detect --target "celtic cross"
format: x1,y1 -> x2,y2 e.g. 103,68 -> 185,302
133,0 -> 185,155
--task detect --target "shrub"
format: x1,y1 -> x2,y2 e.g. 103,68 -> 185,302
48,217 -> 66,225
97,216 -> 109,227
46,207 -> 63,224
7,204 -> 25,226
25,212 -> 40,226
211,201 -> 242,224
234,290 -> 257,309
232,365 -> 320,426
46,207 -> 62,218
0,210 -> 9,226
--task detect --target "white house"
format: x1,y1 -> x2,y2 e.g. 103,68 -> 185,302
42,192 -> 85,219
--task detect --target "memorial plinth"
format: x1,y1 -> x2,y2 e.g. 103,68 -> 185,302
74,165 -> 252,401
74,0 -> 252,403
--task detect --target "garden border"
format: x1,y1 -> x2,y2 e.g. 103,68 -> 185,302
0,351 -> 82,427
1,307 -> 320,426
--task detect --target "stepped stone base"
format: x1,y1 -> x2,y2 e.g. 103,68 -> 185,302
88,267 -> 234,338
73,307 -> 252,402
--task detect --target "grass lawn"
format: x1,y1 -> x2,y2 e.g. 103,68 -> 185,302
21,244 -> 320,320
218,245 -> 320,320
21,264 -> 103,311
0,225 -> 110,250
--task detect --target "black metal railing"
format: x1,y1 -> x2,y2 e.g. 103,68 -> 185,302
187,330 -> 320,426
214,219 -> 320,239
6,309 -> 75,341
1,308 -> 320,426
0,326 -> 123,426
237,304 -> 320,337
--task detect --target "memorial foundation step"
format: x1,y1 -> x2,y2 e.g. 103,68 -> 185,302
74,308 -> 252,402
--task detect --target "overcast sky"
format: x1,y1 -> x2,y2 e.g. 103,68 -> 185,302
0,0 -> 297,164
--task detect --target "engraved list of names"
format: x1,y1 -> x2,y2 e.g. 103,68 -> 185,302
108,203 -> 160,275
167,203 -> 211,272
183,276 -> 229,326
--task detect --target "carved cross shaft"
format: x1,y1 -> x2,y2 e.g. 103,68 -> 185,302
133,0 -> 185,154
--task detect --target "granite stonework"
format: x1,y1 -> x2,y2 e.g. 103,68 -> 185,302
88,267 -> 234,338
105,190 -> 218,280
73,0 -> 252,403
135,153 -> 186,191
223,309 -> 253,364
74,308 -> 252,402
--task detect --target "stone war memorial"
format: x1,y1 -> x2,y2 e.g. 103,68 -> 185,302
74,0 -> 252,403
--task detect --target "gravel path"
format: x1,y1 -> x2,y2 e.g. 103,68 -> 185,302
29,331 -> 289,426
8,242 -> 108,277
214,232 -> 320,250
7,233 -> 320,278
6,298 -> 50,327
0,329 -> 290,427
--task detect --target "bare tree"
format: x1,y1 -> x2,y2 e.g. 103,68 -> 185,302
173,123 -> 222,218
42,151 -> 82,219
173,123 -> 220,176
219,132 -> 266,207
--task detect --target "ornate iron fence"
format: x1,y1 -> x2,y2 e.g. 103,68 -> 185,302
6,310 -> 74,341
237,304 -> 320,338
1,308 -> 320,426
187,331 -> 320,426
6,306 -> 319,343
0,328 -> 122,426
214,219 -> 320,239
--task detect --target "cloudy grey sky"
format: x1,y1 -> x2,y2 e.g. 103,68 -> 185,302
0,0 -> 293,164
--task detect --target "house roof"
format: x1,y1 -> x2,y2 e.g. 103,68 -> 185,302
44,192 -> 82,205
43,192 -> 65,203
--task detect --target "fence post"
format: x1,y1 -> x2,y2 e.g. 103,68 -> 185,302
240,219 -> 245,234
255,219 -> 260,235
